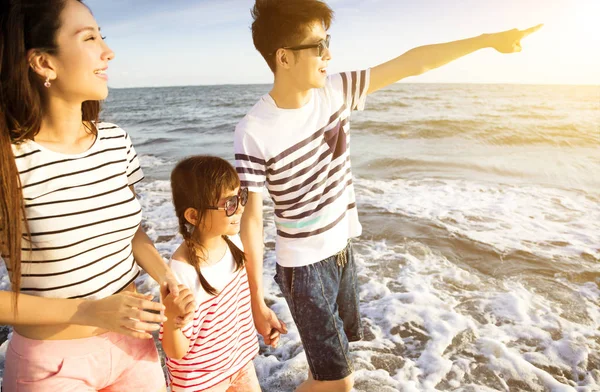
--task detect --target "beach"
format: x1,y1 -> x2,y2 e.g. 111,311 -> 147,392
1,82 -> 599,391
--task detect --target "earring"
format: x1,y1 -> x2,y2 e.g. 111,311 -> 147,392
44,76 -> 51,88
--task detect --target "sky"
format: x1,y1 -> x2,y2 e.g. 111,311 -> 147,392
86,0 -> 600,88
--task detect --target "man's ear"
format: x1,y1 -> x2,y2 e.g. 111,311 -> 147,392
276,48 -> 292,70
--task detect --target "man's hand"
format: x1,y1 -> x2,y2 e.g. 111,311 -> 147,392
252,301 -> 287,348
488,24 -> 543,54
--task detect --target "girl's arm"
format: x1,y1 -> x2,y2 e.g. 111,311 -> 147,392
161,321 -> 191,360
160,284 -> 194,359
0,290 -> 166,339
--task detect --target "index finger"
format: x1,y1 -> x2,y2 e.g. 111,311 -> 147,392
131,297 -> 165,312
521,23 -> 543,37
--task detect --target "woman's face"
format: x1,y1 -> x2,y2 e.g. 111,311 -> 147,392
46,0 -> 114,102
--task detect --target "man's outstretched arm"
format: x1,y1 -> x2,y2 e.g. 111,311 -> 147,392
368,24 -> 543,94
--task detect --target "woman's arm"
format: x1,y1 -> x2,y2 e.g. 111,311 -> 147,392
0,290 -> 166,339
129,185 -> 196,326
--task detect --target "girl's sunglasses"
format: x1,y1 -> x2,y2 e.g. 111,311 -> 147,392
207,187 -> 249,217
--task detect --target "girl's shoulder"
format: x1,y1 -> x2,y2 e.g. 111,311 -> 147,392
171,242 -> 190,264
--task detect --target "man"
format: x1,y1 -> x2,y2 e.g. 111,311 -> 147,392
235,1 -> 541,391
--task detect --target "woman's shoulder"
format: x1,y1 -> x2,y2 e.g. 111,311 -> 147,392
95,122 -> 128,138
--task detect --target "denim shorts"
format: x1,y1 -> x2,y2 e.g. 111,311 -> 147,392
274,240 -> 363,381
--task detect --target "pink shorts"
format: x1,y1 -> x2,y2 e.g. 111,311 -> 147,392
2,331 -> 165,392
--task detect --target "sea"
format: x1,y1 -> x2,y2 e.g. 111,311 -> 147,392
1,82 -> 599,391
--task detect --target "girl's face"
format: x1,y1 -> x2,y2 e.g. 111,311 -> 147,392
42,0 -> 114,102
200,187 -> 245,237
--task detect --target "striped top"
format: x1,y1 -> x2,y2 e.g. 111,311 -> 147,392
9,123 -> 144,299
160,236 -> 259,391
234,70 -> 370,267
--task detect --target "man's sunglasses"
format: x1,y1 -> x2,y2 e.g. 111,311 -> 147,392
207,187 -> 249,217
281,35 -> 331,57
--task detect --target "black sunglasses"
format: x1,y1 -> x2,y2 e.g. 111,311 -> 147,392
280,35 -> 331,57
207,188 -> 249,217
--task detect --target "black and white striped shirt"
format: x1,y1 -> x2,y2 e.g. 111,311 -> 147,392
10,123 -> 144,299
234,70 -> 370,267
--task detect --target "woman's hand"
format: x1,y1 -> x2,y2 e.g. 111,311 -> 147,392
75,291 -> 166,339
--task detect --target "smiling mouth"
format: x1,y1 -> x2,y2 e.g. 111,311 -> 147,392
94,69 -> 107,75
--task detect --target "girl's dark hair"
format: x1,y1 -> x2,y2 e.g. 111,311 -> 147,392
170,156 -> 245,296
251,0 -> 334,72
0,0 -> 101,311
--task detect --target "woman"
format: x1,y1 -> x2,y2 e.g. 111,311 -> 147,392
0,1 -> 193,390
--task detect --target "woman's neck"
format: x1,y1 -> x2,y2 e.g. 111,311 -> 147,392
35,97 -> 92,153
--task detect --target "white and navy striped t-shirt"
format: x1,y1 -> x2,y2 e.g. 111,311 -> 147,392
234,70 -> 370,267
10,123 -> 144,299
160,236 -> 259,391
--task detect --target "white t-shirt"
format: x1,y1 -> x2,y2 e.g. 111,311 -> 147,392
9,123 -> 143,299
234,70 -> 370,267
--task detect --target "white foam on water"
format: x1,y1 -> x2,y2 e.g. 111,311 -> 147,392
95,179 -> 600,390
138,154 -> 176,169
355,177 -> 600,263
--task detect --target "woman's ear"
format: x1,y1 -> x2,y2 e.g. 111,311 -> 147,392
27,49 -> 58,83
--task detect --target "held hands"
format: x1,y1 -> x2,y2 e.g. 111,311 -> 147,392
160,283 -> 196,329
488,24 -> 543,53
252,301 -> 287,348
162,270 -> 196,327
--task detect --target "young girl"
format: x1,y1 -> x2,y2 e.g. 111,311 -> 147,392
160,156 -> 261,391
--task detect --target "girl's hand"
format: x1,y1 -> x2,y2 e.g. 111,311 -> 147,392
160,271 -> 196,327
160,284 -> 196,328
76,291 -> 167,339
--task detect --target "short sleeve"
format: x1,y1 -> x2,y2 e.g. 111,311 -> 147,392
328,69 -> 371,112
234,121 -> 267,193
124,133 -> 144,186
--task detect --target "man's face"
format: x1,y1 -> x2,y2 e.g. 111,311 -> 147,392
285,21 -> 332,90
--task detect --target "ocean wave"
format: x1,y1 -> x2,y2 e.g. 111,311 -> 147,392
355,177 -> 600,263
135,137 -> 173,147
352,118 -> 599,146
353,118 -> 484,138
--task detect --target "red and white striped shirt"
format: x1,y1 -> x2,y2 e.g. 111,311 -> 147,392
159,236 -> 259,391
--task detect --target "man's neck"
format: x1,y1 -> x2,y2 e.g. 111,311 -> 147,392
269,77 -> 313,109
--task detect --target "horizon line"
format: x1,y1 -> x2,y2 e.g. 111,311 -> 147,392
108,80 -> 600,90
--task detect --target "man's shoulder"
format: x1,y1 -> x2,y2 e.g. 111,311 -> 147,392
235,97 -> 274,136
